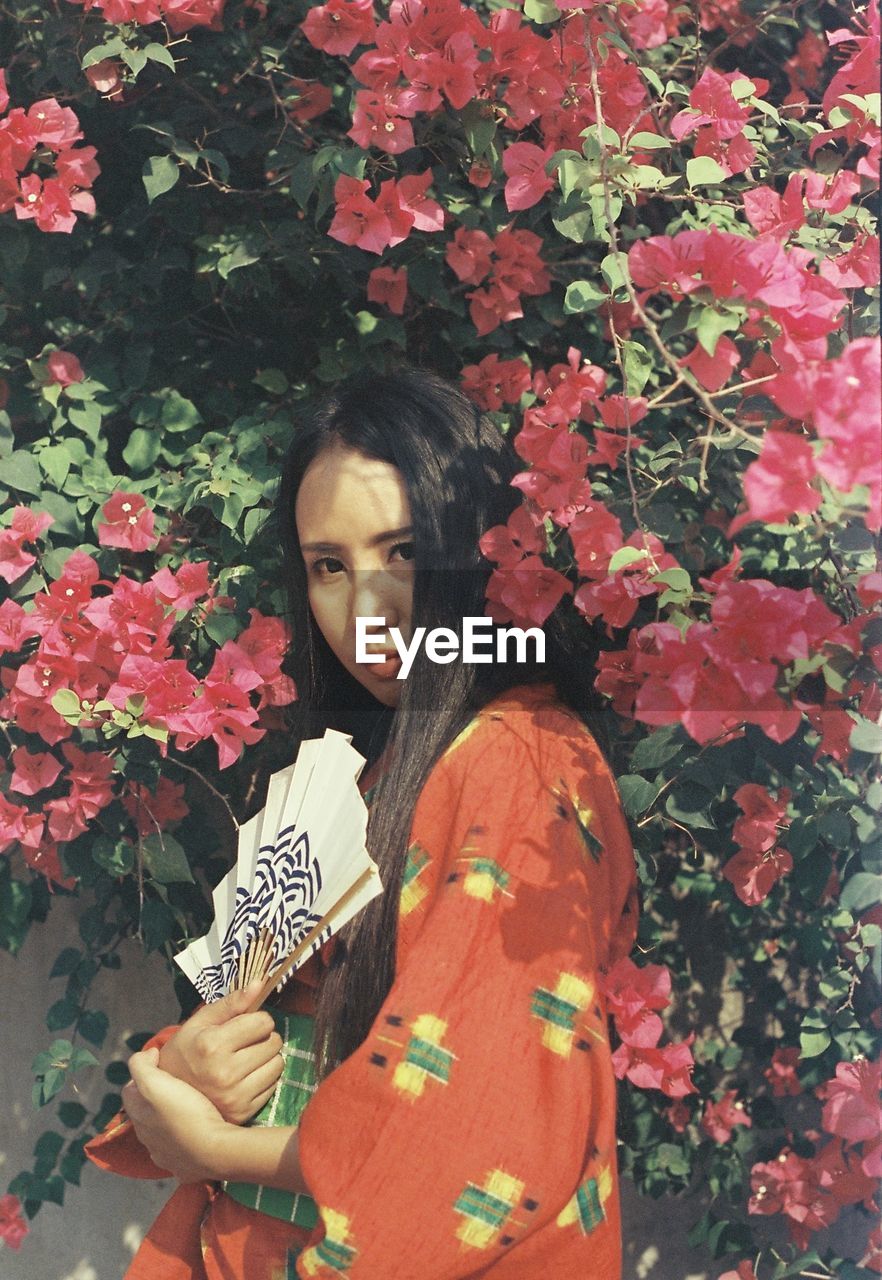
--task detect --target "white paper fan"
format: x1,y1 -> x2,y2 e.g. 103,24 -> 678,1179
175,730 -> 382,1006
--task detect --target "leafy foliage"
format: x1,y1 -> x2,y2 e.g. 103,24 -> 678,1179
0,0 -> 879,1271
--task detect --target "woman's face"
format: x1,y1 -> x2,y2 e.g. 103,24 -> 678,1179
295,443 -> 415,708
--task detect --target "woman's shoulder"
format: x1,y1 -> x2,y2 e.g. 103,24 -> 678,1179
443,681 -> 602,765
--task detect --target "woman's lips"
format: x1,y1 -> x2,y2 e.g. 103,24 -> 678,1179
361,652 -> 403,680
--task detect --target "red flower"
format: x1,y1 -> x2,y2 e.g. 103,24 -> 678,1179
479,506 -> 545,571
97,492 -> 158,553
701,1090 -> 752,1143
0,1194 -> 28,1250
765,1046 -> 803,1098
367,265 -> 408,315
680,335 -> 740,392
723,844 -> 793,906
46,350 -> 85,386
328,175 -> 401,255
286,78 -> 332,124
460,354 -> 531,412
123,777 -> 189,837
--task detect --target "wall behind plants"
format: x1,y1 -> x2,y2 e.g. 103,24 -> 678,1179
0,0 -> 879,1276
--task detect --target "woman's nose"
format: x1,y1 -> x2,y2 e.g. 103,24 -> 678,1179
351,569 -> 402,630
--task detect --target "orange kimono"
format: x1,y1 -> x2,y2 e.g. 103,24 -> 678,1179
87,683 -> 638,1280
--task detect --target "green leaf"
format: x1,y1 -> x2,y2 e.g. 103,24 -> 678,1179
58,1102 -> 88,1129
49,948 -> 82,979
622,340 -> 653,396
840,873 -> 882,914
123,427 -> 161,472
608,545 -> 649,572
141,899 -> 176,952
695,307 -> 741,357
51,689 -> 82,725
144,42 -> 176,71
254,368 -> 289,395
160,391 -> 202,432
0,449 -> 43,497
850,716 -> 882,754
563,280 -> 607,314
78,1010 -> 110,1047
91,836 -> 134,878
141,833 -> 193,885
617,774 -> 659,817
46,999 -> 79,1032
81,38 -> 126,69
629,132 -> 671,150
799,1028 -> 831,1058
121,47 -> 148,75
142,155 -> 179,205
600,252 -> 629,293
630,727 -> 684,771
523,0 -> 560,22
686,156 -> 728,187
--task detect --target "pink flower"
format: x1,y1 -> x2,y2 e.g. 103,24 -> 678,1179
46,350 -> 85,386
502,141 -> 556,212
9,746 -> 63,796
612,1037 -> 698,1097
0,506 -> 53,583
485,557 -> 572,628
730,431 -> 821,533
97,492 -> 158,553
819,1057 -> 882,1146
722,844 -> 793,906
701,1090 -> 752,1143
602,957 -> 671,1048
367,265 -> 408,315
348,90 -> 415,154
301,0 -> 375,56
395,171 -> 444,234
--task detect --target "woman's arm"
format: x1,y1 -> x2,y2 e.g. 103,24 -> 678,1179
123,1047 -> 309,1194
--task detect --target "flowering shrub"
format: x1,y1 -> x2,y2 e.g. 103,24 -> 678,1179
0,0 -> 879,1272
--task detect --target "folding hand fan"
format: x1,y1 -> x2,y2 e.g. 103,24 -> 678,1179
174,730 -> 382,1007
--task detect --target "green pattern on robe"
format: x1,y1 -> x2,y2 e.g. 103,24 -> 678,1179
224,1011 -> 319,1228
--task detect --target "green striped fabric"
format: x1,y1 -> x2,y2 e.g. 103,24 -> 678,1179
223,1010 -> 319,1228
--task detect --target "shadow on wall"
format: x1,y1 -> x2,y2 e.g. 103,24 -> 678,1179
1,902 -> 717,1280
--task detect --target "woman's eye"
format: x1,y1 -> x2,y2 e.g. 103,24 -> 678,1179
391,541 -> 415,564
311,557 -> 345,578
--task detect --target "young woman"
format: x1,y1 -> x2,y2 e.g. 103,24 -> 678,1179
87,366 -> 639,1279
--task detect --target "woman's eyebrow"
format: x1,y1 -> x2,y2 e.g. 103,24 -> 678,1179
300,525 -> 413,554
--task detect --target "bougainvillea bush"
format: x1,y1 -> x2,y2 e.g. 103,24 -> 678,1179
0,0 -> 879,1271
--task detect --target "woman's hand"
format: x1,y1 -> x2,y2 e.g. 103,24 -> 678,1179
125,1048 -> 309,1195
158,983 -> 284,1125
124,1047 -> 234,1183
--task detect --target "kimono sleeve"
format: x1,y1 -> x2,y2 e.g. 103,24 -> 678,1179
295,708 -> 635,1280
84,1024 -> 179,1179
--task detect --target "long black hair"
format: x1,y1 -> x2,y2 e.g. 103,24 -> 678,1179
273,365 -> 607,1072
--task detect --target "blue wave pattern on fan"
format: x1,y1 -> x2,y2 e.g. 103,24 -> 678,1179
175,730 -> 382,1005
